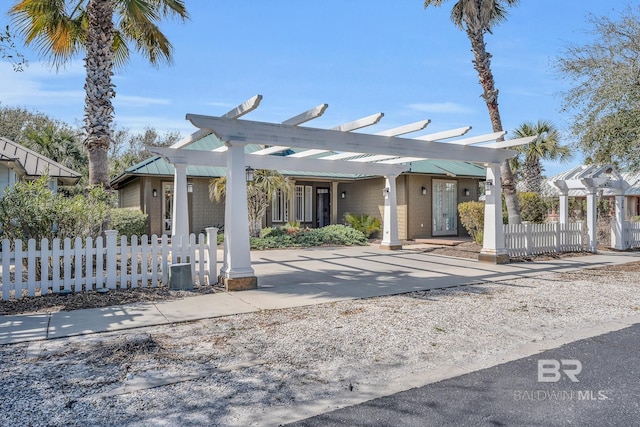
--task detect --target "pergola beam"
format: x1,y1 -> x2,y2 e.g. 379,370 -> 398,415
447,131 -> 507,146
282,103 -> 329,126
414,126 -> 472,141
483,136 -> 536,149
331,112 -> 384,132
147,147 -> 409,176
171,95 -> 263,150
375,119 -> 431,137
185,114 -> 517,164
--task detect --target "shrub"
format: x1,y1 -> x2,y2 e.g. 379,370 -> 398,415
110,208 -> 148,239
518,192 -> 547,223
0,178 -> 112,243
344,213 -> 382,238
458,201 -> 485,244
250,224 -> 367,249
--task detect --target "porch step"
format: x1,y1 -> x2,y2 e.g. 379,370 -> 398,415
412,237 -> 472,246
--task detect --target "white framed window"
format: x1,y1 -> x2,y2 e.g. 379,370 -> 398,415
272,189 -> 289,223
294,185 -> 314,222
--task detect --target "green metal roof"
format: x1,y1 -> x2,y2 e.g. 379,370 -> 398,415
410,160 -> 485,177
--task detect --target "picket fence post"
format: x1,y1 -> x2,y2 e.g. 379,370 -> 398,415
206,227 -> 218,285
105,230 -> 118,289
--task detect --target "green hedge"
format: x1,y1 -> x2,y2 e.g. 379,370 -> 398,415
250,224 -> 368,249
109,208 -> 148,239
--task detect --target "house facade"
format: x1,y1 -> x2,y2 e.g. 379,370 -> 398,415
111,135 -> 484,239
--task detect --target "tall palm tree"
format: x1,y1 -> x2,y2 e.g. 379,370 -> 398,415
9,0 -> 188,188
511,120 -> 572,193
424,0 -> 522,223
210,170 -> 293,238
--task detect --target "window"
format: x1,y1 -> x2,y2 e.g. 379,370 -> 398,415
294,185 -> 314,222
272,189 -> 289,223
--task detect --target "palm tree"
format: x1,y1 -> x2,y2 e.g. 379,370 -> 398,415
511,120 -> 572,193
9,0 -> 188,188
424,0 -> 522,223
210,170 -> 293,238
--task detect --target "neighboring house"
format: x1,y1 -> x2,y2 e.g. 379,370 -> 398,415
111,134 -> 485,239
0,137 -> 82,194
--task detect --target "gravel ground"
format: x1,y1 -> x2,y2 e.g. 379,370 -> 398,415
1,261 -> 640,426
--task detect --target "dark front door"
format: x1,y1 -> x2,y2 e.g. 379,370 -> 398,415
316,188 -> 330,227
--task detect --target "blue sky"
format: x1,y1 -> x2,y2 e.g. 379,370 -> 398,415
0,1 -> 627,175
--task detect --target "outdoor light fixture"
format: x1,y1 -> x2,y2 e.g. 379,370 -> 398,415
152,189 -> 158,197
341,191 -> 346,199
382,187 -> 390,197
464,188 -> 470,197
187,183 -> 194,193
421,186 -> 427,195
245,166 -> 255,182
484,180 -> 493,192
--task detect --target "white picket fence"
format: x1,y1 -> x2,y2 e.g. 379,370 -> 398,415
0,229 -> 218,301
622,221 -> 640,249
504,222 -> 585,257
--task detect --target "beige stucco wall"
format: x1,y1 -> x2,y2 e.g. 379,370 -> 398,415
120,179 -> 141,209
190,178 -> 225,234
337,177 -> 408,240
406,174 -> 432,239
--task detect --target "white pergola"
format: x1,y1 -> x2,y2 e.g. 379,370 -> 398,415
553,164 -> 630,252
149,95 -> 535,290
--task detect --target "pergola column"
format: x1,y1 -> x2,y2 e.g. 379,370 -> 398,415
585,188 -> 597,253
479,164 -> 509,264
331,181 -> 339,224
380,175 -> 402,250
221,142 -> 257,290
559,191 -> 569,224
611,192 -> 627,250
171,163 -> 189,240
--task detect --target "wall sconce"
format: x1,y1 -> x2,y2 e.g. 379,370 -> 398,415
421,186 -> 427,195
382,187 -> 390,197
245,166 -> 255,182
341,191 -> 346,199
484,180 -> 493,192
464,188 -> 470,197
152,189 -> 158,198
187,183 -> 193,193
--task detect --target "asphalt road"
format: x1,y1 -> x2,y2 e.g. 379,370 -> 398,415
287,323 -> 640,426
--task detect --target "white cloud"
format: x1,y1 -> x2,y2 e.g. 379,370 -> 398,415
408,102 -> 473,114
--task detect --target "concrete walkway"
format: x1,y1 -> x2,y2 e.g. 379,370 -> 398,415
2,245 -> 639,346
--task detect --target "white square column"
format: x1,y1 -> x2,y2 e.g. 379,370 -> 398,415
479,164 -> 509,264
380,175 -> 402,250
585,189 -> 598,253
171,163 -> 189,240
611,193 -> 627,250
221,142 -> 257,290
559,191 -> 569,224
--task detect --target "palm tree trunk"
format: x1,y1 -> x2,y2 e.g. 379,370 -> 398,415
467,29 -> 521,224
84,0 -> 115,188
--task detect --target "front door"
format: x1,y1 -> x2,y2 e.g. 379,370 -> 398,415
432,180 -> 458,236
162,182 -> 173,235
316,188 -> 330,227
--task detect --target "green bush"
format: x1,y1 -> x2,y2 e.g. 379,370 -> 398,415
518,192 -> 547,223
250,224 -> 368,249
110,208 -> 148,239
458,201 -> 485,244
344,212 -> 382,238
0,178 -> 112,243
